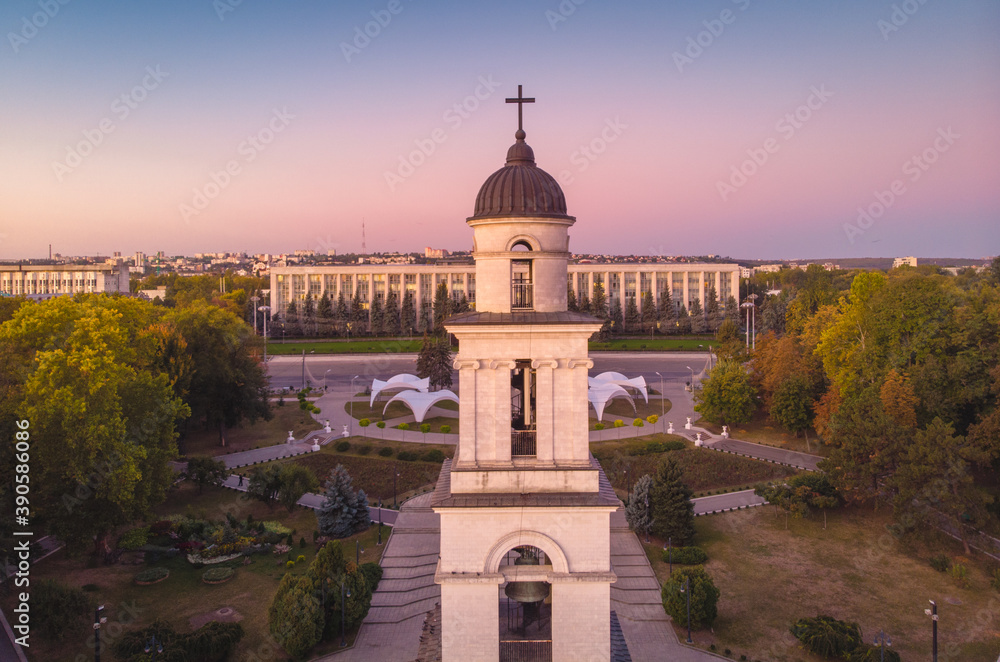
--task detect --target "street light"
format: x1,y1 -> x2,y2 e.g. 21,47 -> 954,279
356,540 -> 364,565
350,375 -> 359,436
925,600 -> 938,662
324,369 -> 332,391
94,605 -> 107,662
678,576 -> 692,643
655,371 -> 664,431
686,366 -> 694,390
258,305 -> 271,367
341,580 -> 352,647
873,630 -> 891,662
644,494 -> 650,543
392,464 -> 400,508
377,499 -> 383,545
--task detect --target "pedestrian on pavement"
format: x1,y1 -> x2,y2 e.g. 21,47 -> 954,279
238,474 -> 243,487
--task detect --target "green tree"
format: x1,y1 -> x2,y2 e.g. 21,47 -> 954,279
624,474 -> 653,536
567,284 -> 578,312
246,465 -> 283,507
770,374 -> 815,449
694,359 -> 757,425
640,291 -> 656,333
400,290 -> 417,336
661,567 -> 720,629
317,465 -> 371,539
350,287 -> 367,333
790,615 -> 863,659
591,282 -> 608,318
302,293 -> 315,335
609,298 -> 624,333
368,294 -> 384,337
416,335 -> 453,391
624,296 -> 640,333
185,456 -> 229,493
893,417 -> 999,554
278,464 -> 320,512
336,290 -> 350,335
675,305 -> 691,334
285,298 -> 298,326
688,297 -> 705,333
433,281 -> 452,333
990,256 -> 1000,283
578,292 -> 591,316
268,573 -> 323,658
317,292 -> 333,335
383,288 -> 401,336
165,301 -> 270,446
658,289 -> 676,332
649,456 -> 695,545
705,282 -> 722,332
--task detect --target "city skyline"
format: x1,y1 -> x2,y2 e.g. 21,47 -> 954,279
2,1 -> 999,260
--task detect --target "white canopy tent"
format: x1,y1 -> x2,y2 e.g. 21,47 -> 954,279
369,373 -> 430,408
382,389 -> 459,423
587,383 -> 636,422
590,371 -> 649,404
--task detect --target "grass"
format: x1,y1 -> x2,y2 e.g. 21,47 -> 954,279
180,405 -> 320,458
699,410 -> 829,457
281,440 -> 451,503
349,396 -> 458,422
3,481 -> 388,661
267,336 -> 717,355
642,506 -> 1000,661
592,434 -> 798,495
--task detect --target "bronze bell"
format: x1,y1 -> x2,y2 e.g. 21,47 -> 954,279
504,552 -> 549,604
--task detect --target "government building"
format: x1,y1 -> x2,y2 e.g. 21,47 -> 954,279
0,260 -> 130,300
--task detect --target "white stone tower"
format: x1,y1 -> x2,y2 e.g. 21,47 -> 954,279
432,86 -> 618,662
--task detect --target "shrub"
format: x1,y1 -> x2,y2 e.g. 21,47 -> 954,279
32,580 -> 89,640
286,560 -> 295,568
633,418 -> 644,428
398,451 -> 419,462
118,526 -> 149,551
663,546 -> 708,565
929,554 -> 950,572
790,615 -> 862,658
378,446 -> 394,457
376,421 -> 386,430
422,449 -> 446,463
358,418 -> 371,428
397,422 -> 410,430
647,414 -> 659,425
114,621 -> 243,662
297,555 -> 306,563
949,562 -> 971,588
614,419 -> 624,428
846,645 -> 901,662
335,440 -> 351,452
661,567 -> 719,629
202,567 -> 235,584
594,422 -> 605,430
135,567 -> 170,585
440,424 -> 452,434
420,423 -> 431,434
299,536 -> 307,548
311,405 -> 321,414
357,444 -> 373,455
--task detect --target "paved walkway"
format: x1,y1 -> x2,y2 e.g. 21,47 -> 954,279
692,489 -> 766,516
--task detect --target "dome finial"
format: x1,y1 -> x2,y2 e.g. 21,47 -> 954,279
505,85 -> 535,138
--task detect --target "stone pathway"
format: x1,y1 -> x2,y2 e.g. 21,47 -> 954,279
692,489 -> 767,516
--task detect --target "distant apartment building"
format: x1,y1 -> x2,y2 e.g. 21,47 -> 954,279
425,247 -> 450,259
892,256 -> 918,268
0,261 -> 130,299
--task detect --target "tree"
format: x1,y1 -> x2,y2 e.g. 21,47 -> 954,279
278,464 -> 320,512
754,482 -> 811,529
317,465 -> 371,539
990,256 -> 1000,283
317,292 -> 333,334
609,298 -> 624,333
640,291 -> 656,333
165,301 -> 270,446
350,287 -> 366,334
724,295 -> 739,323
648,456 -> 695,545
688,298 -> 705,333
302,293 -> 315,335
433,282 -> 451,333
758,291 -> 788,336
770,375 -> 814,449
3,296 -> 189,556
893,417 -> 999,554
578,292 -> 591,316
790,615 -> 863,659
383,288 -> 401,336
675,305 -> 691,334
713,318 -> 744,363
185,456 -> 229,493
567,284 -> 578,312
694,359 -> 757,425
661,567 -> 720,629
624,296 -> 640,333
416,335 -> 453,390
658,289 -> 676,332
400,290 -> 417,336
285,298 -> 298,326
268,573 -> 323,658
591,282 -> 607,318
246,465 -> 283,507
624,474 -> 653,536
705,282 -> 722,332
368,294 -> 384,337
335,290 -> 350,335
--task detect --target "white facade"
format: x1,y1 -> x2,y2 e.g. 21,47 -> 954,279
0,261 -> 129,299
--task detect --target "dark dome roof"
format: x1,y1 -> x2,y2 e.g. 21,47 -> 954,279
469,131 -> 572,221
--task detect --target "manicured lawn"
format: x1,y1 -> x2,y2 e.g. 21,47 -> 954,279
283,440 -> 450,504
641,507 -> 1000,661
591,396 -> 671,427
699,410 -> 828,457
348,396 -> 458,422
3,481 -> 388,661
180,404 -> 320,458
592,434 -> 798,495
267,338 -> 423,355
590,337 -> 717,352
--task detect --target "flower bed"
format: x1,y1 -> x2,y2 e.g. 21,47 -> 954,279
134,567 -> 169,585
202,567 -> 236,585
187,551 -> 244,566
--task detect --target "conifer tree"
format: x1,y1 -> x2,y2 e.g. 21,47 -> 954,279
400,290 -> 417,336
578,292 -> 591,315
689,298 -> 705,333
567,284 -> 578,312
268,573 -> 323,658
625,474 -> 654,536
369,294 -> 384,337
433,282 -> 451,333
335,291 -> 349,335
624,296 -> 640,333
591,282 -> 608,318
383,288 -> 401,336
350,288 -> 366,334
658,288 -> 676,333
317,465 -> 371,539
649,456 -> 695,545
417,335 -> 453,391
317,292 -> 333,335
640,291 -> 656,333
609,298 -> 624,333
676,305 -> 691,334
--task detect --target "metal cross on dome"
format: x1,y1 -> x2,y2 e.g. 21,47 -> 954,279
505,85 -> 535,134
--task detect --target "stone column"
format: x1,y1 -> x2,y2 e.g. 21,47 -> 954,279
682,271 -> 690,310
551,580 -> 611,661
491,360 -> 515,464
440,580 -> 501,662
568,358 -> 593,461
698,272 -> 706,310
532,359 -> 557,464
455,359 -> 480,466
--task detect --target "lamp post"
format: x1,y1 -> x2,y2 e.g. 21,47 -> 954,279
144,635 -> 164,659
925,600 -> 938,662
93,605 -> 106,662
356,540 -> 364,565
350,375 -> 359,436
667,537 -> 673,576
258,305 -> 270,367
740,301 -> 752,349
377,499 -> 383,545
873,630 -> 891,662
686,366 -> 694,390
655,371 -> 664,431
324,369 -> 332,391
748,293 -> 757,350
393,464 -> 400,508
679,576 -> 692,643
644,494 -> 650,543
251,294 -> 259,332
341,580 -> 351,647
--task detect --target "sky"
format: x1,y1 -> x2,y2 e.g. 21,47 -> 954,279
1,0 -> 998,261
